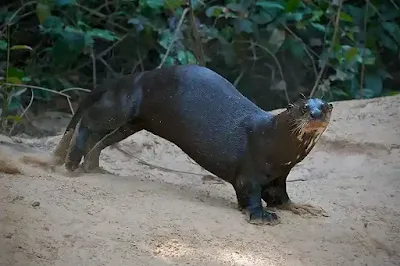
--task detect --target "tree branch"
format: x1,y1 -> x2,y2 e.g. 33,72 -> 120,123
310,0 -> 343,97
158,8 -> 190,69
188,0 -> 205,66
251,41 -> 290,104
359,1 -> 369,99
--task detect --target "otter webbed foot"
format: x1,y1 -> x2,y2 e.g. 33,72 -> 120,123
236,182 -> 281,226
248,209 -> 280,225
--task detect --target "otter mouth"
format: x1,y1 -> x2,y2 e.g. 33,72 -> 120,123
303,120 -> 329,133
290,111 -> 332,135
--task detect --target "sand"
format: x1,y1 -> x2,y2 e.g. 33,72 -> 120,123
0,95 -> 399,266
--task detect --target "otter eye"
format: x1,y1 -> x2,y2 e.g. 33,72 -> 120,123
323,103 -> 333,111
299,93 -> 307,100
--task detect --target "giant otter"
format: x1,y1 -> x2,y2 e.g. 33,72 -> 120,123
53,65 -> 333,225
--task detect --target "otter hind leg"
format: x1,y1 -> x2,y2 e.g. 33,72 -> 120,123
65,89 -> 142,172
82,123 -> 142,173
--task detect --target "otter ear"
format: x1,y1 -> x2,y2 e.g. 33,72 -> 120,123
328,103 -> 333,109
286,103 -> 294,110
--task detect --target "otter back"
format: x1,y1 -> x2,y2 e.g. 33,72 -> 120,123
83,65 -> 271,181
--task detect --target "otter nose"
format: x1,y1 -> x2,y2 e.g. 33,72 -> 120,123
310,109 -> 323,119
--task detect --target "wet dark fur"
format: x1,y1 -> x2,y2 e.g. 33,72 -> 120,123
57,64 -> 333,225
52,77 -> 133,163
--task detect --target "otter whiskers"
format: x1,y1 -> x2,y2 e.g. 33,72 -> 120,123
289,117 -> 309,137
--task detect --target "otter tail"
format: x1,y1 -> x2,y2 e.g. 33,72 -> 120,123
64,87 -> 108,134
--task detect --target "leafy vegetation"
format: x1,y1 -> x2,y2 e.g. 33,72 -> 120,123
0,0 -> 399,134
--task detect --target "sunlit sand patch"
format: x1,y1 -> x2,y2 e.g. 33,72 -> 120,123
153,238 -> 194,258
0,156 -> 21,174
152,237 -> 287,266
215,248 -> 282,266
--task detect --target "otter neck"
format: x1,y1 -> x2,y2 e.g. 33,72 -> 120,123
274,110 -> 301,140
273,110 -> 323,164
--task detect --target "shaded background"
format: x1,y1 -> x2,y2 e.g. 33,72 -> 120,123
0,0 -> 399,135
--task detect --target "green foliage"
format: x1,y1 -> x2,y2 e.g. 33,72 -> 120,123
0,27 -> 32,131
0,0 -> 399,124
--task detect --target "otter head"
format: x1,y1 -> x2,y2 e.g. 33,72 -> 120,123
285,94 -> 333,138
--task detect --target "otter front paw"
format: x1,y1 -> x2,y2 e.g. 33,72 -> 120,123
278,202 -> 329,217
248,210 -> 280,226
